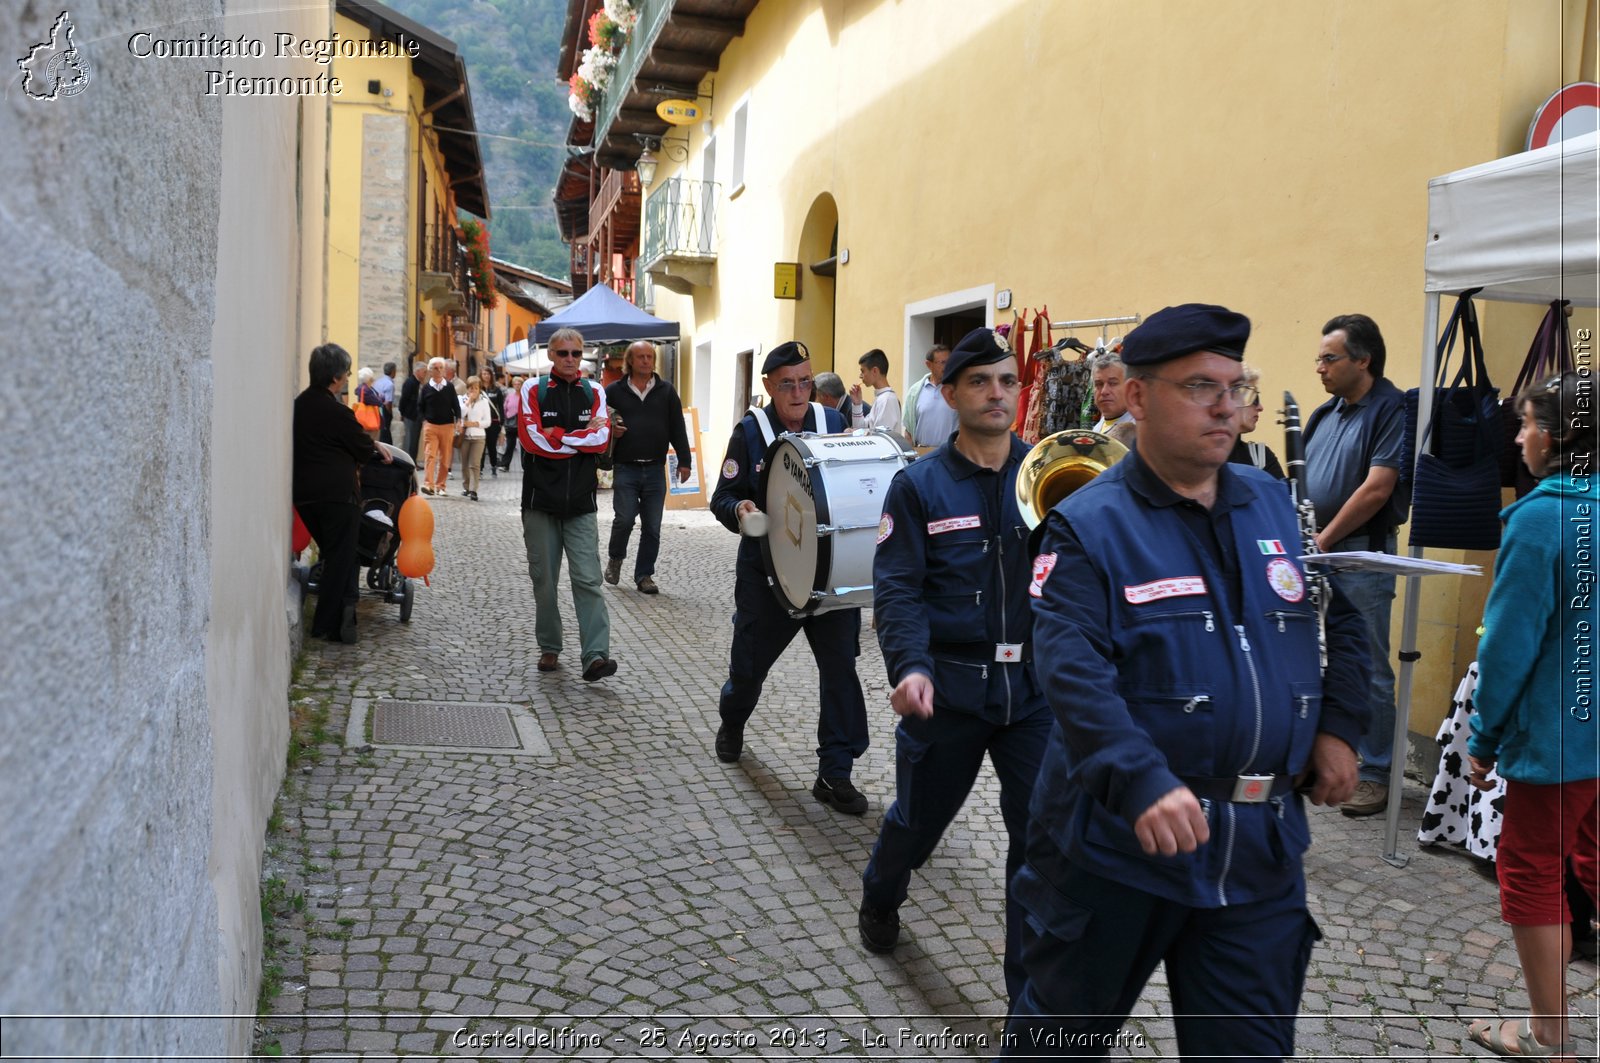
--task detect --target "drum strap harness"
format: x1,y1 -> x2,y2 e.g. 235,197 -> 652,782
748,402 -> 828,450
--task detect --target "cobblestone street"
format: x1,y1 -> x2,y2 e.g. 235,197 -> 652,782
257,466 -> 1598,1060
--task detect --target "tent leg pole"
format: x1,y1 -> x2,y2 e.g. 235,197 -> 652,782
1381,291 -> 1442,866
1383,563 -> 1424,867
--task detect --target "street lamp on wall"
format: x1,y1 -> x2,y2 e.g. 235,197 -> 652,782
633,133 -> 689,186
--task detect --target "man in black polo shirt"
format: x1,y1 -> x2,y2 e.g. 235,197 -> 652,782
1304,313 -> 1407,817
604,341 -> 692,595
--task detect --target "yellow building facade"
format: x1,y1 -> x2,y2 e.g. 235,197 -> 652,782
624,0 -> 1597,745
326,0 -> 489,378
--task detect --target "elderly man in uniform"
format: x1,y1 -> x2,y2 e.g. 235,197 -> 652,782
860,327 -> 1052,1004
1002,304 -> 1371,1060
711,341 -> 870,815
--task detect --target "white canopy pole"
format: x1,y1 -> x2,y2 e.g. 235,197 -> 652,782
1382,291 -> 1442,865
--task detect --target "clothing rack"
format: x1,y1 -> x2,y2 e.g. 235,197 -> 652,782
1048,313 -> 1142,331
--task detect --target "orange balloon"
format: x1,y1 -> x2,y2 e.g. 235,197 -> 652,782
396,539 -> 435,579
398,494 -> 435,542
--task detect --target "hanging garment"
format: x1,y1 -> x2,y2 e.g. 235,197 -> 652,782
1039,350 -> 1096,436
1416,662 -> 1505,861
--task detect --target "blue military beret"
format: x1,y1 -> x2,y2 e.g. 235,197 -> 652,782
762,341 -> 810,375
943,327 -> 1013,383
1121,304 -> 1251,366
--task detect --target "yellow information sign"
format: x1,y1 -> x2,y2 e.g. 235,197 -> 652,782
656,99 -> 703,125
774,262 -> 801,299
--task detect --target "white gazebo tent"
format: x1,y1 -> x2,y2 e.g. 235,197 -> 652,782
1384,131 -> 1600,861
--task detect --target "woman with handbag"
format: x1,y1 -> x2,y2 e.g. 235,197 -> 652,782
1465,371 -> 1598,1061
458,376 -> 491,501
353,367 -> 384,441
479,367 -> 505,478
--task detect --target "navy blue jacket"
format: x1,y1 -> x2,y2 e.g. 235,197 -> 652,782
873,436 -> 1046,726
712,403 -> 847,572
1028,452 -> 1369,907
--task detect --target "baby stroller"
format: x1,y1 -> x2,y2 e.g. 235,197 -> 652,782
305,442 -> 419,623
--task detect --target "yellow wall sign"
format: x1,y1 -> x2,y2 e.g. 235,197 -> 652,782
773,262 -> 801,299
656,99 -> 703,125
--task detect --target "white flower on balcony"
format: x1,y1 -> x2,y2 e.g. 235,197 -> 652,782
603,0 -> 638,33
577,45 -> 617,91
569,91 -> 594,121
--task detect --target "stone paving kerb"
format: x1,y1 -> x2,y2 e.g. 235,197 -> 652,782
257,468 -> 1598,1060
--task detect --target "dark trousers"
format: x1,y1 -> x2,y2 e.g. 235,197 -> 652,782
1001,841 -> 1319,1061
379,406 -> 393,444
403,416 -> 422,461
863,704 -> 1051,1004
718,564 -> 868,778
608,462 -> 667,581
297,501 -> 361,639
499,426 -> 518,469
483,424 -> 502,469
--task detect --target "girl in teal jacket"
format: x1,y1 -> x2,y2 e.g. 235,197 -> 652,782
1467,370 -> 1598,1060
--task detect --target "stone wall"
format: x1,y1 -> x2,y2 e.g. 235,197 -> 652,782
358,112 -> 408,366
0,0 -> 319,1054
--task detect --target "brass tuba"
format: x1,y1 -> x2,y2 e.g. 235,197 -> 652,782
1015,429 -> 1130,529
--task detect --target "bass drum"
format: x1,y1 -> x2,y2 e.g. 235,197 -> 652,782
760,429 -> 916,615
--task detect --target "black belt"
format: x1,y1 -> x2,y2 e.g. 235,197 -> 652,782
929,640 -> 1032,663
622,458 -> 666,465
1181,774 -> 1296,804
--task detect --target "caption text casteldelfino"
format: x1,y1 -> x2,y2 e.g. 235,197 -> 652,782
126,31 -> 420,96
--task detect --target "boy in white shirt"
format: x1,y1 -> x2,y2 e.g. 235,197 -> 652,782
849,348 -> 903,434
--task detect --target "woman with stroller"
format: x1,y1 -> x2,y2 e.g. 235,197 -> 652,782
1465,370 -> 1597,1061
293,343 -> 392,643
459,376 -> 492,501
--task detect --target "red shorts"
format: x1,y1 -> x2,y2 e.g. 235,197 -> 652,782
1497,778 -> 1600,926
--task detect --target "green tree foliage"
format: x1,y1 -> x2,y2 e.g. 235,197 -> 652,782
383,0 -> 573,279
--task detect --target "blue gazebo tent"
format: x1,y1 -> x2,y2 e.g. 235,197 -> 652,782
531,283 -> 680,345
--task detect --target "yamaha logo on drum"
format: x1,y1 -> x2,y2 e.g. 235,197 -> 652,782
782,450 -> 815,500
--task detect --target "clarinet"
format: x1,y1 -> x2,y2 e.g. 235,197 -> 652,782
1280,391 -> 1329,668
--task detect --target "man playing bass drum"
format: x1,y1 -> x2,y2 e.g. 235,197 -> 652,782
710,341 -> 870,816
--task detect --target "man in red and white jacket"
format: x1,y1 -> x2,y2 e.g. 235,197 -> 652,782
517,327 -> 617,681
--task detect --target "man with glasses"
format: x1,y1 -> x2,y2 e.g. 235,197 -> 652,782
1304,313 -> 1406,817
515,328 -> 617,682
860,327 -> 1051,1006
710,341 -> 870,815
1003,304 -> 1369,1059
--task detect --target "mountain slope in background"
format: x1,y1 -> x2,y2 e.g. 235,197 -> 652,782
383,0 -> 573,279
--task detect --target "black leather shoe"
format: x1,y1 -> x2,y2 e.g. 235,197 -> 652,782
858,902 -> 899,953
813,776 -> 867,815
715,722 -> 743,763
582,656 -> 618,682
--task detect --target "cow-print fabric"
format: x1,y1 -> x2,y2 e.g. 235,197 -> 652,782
1417,662 -> 1505,862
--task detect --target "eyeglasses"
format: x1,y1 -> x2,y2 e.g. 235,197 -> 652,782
1148,376 -> 1260,407
550,349 -> 583,359
773,376 -> 814,394
1314,354 -> 1351,368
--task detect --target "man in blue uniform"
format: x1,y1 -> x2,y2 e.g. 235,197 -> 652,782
711,341 -> 870,815
1002,304 -> 1371,1060
860,327 -> 1052,1004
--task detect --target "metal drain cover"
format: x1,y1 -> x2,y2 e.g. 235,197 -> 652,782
372,701 -> 523,749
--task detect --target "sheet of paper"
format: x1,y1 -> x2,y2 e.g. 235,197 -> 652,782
1299,551 -> 1483,577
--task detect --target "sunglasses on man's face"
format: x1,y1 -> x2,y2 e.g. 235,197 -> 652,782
551,350 -> 583,359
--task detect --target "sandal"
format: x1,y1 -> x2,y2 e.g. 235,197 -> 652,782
1466,1017 -> 1576,1059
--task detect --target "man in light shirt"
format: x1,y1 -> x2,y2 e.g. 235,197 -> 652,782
849,348 -> 903,434
1090,350 -> 1135,434
902,343 -> 959,447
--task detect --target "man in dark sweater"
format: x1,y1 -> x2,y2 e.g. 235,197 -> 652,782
398,360 -> 425,461
603,341 -> 693,594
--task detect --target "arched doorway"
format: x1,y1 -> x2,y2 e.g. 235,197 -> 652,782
795,194 -> 838,372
